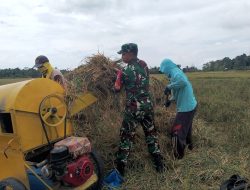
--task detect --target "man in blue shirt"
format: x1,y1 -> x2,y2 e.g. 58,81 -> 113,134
160,58 -> 197,159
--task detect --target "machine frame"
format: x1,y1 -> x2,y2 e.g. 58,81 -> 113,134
0,78 -> 103,190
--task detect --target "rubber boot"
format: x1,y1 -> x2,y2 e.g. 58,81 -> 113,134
152,153 -> 164,173
116,161 -> 125,176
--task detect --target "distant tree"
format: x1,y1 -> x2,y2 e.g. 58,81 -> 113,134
0,67 -> 71,78
149,66 -> 160,74
222,57 -> 232,70
202,53 -> 250,71
0,68 -> 40,78
183,66 -> 199,72
202,62 -> 210,71
233,54 -> 247,69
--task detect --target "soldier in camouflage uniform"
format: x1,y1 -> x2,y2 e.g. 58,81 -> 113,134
114,43 -> 164,175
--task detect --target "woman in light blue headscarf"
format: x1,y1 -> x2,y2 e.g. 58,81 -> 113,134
160,58 -> 197,159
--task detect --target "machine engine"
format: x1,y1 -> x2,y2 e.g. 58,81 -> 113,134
41,137 -> 94,187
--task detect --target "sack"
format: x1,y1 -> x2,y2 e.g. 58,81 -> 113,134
103,169 -> 124,190
220,175 -> 249,190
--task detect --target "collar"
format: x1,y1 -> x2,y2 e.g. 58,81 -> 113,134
127,58 -> 139,65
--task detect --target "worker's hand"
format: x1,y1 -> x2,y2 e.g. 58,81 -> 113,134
164,86 -> 171,95
111,87 -> 119,93
164,100 -> 171,108
114,69 -> 123,91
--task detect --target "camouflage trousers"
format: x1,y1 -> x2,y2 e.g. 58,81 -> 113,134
116,109 -> 161,164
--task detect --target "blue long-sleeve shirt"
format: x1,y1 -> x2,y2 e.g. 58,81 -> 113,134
160,59 -> 197,112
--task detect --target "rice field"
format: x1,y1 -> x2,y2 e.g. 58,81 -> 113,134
0,70 -> 249,190
72,70 -> 250,190
137,71 -> 250,190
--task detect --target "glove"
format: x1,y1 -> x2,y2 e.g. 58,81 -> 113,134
114,70 -> 123,91
111,87 -> 118,93
164,86 -> 171,95
164,100 -> 171,108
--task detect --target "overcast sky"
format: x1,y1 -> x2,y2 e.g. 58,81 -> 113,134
0,0 -> 250,69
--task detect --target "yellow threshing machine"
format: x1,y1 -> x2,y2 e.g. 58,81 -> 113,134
0,78 -> 104,190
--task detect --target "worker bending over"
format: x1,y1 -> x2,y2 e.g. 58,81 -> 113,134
33,55 -> 67,90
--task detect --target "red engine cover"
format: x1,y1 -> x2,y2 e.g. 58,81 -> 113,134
62,155 -> 94,187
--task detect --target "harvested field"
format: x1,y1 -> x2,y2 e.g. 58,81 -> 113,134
64,54 -> 250,190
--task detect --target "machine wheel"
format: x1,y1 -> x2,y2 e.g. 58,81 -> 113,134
39,94 -> 67,127
0,177 -> 27,190
88,150 -> 104,190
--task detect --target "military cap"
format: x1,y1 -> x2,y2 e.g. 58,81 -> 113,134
117,43 -> 138,55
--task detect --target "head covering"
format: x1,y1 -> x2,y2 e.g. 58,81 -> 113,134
33,55 -> 49,68
117,43 -> 138,55
37,62 -> 53,78
159,58 -> 178,77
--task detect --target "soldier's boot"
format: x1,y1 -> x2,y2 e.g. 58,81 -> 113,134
152,153 -> 164,173
116,161 -> 125,176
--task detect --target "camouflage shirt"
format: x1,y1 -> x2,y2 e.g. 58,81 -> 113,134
120,58 -> 153,112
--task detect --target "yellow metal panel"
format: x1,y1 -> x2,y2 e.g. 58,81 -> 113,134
14,111 -> 72,152
0,80 -> 30,112
0,136 -> 30,189
14,79 -> 64,113
69,93 -> 97,116
0,78 -> 64,113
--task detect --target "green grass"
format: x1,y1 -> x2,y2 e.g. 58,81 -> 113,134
189,73 -> 250,189
81,71 -> 249,190
186,70 -> 250,79
124,71 -> 250,190
1,72 -> 249,190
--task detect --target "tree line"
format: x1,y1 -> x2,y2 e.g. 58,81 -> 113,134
150,53 -> 250,73
0,53 -> 249,78
0,68 -> 69,78
202,53 -> 250,71
149,66 -> 199,74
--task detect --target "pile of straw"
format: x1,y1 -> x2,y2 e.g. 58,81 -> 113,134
65,54 -> 175,170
